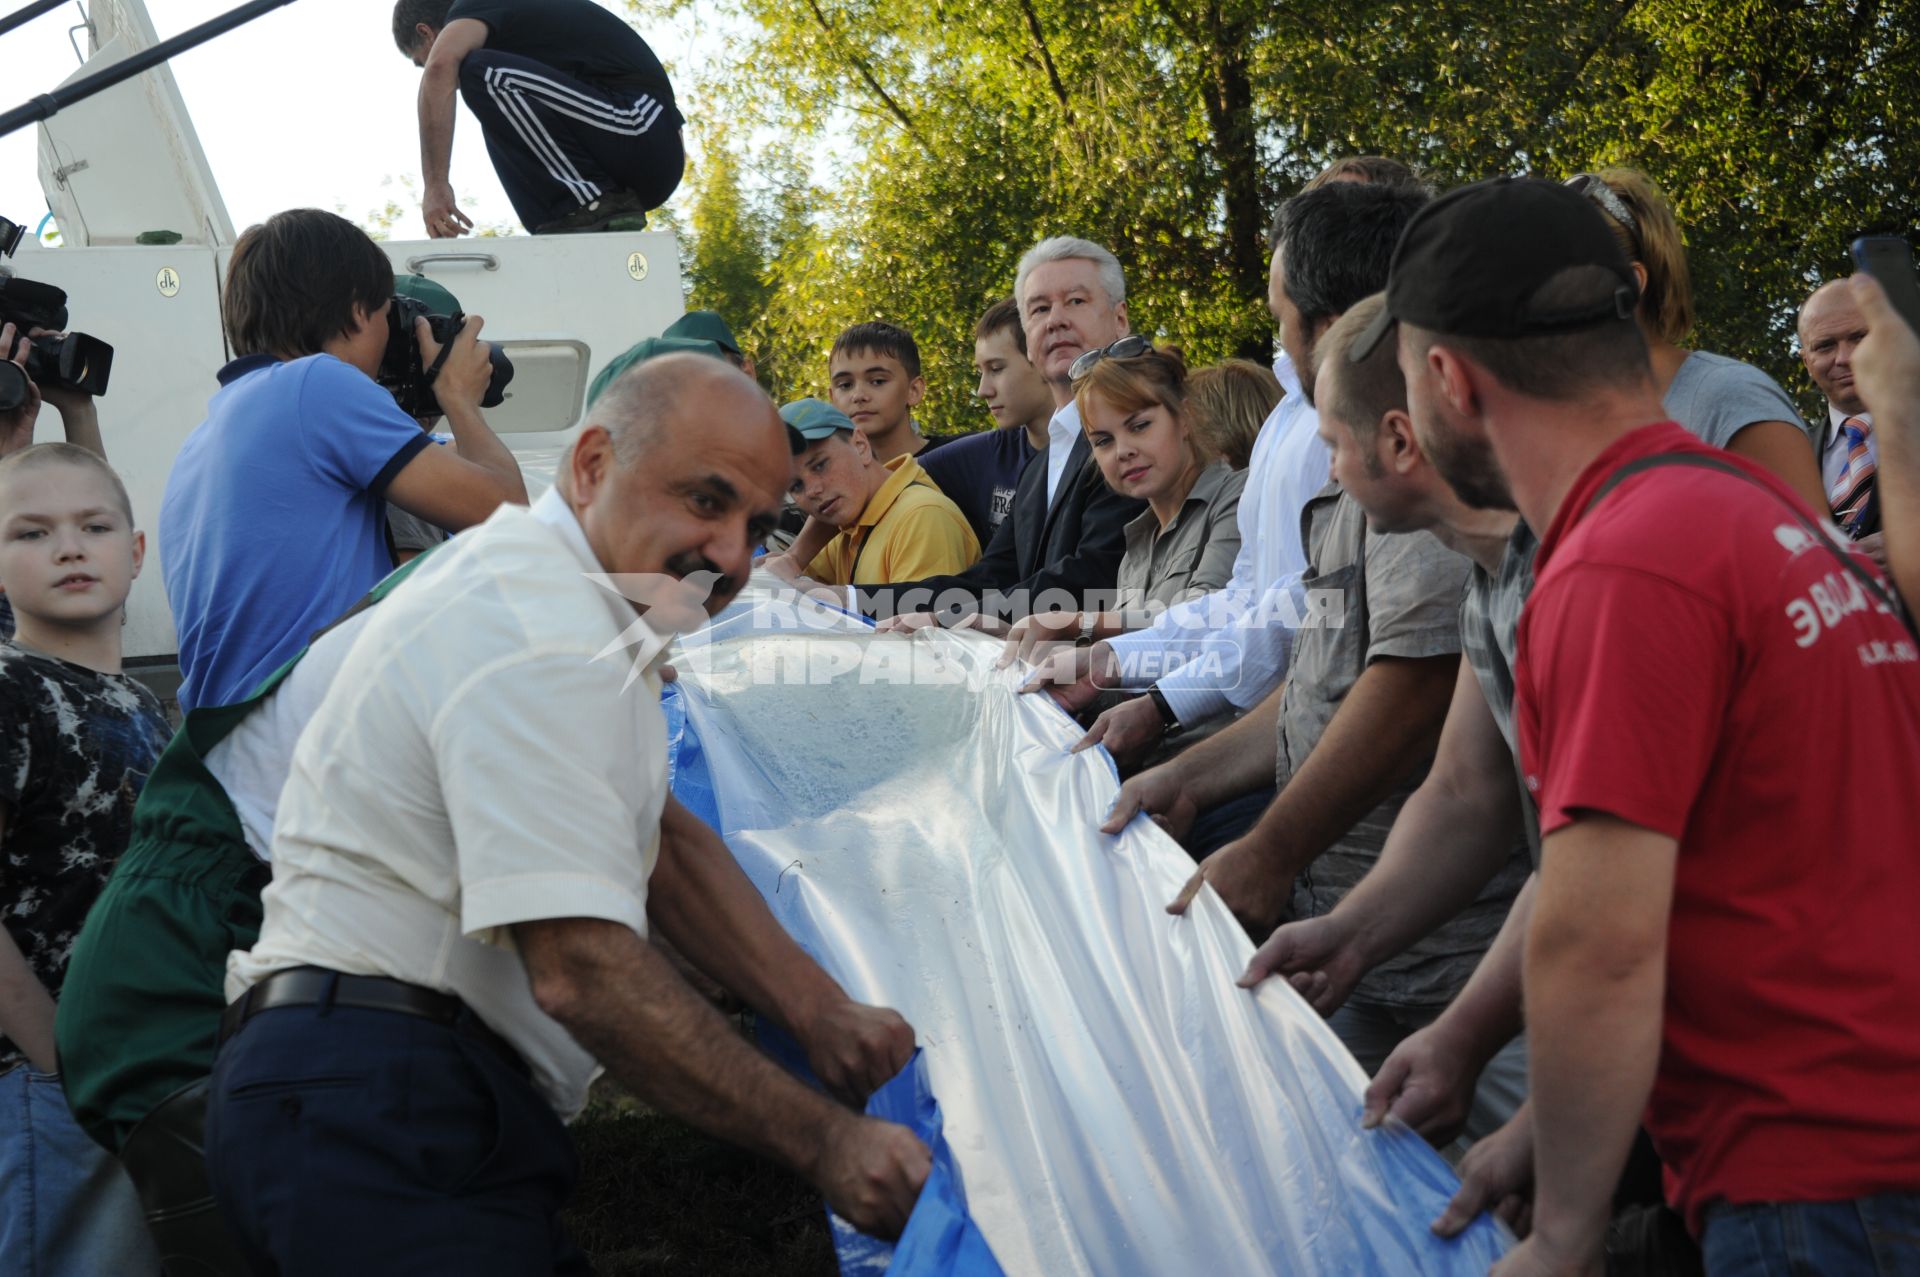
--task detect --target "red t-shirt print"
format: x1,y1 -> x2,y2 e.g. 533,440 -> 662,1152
1515,422 -> 1920,1232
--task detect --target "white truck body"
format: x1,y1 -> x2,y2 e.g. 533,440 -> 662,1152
11,0 -> 685,693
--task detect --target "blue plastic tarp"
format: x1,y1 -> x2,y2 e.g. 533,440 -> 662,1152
662,589 -> 1510,1275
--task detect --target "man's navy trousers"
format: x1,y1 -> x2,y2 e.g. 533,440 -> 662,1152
204,998 -> 589,1276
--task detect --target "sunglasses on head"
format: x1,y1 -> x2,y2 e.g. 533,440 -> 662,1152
1068,334 -> 1154,382
1565,173 -> 1639,235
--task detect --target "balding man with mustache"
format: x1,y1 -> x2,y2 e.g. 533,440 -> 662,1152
201,354 -> 930,1276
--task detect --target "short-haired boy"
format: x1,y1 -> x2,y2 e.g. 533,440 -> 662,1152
918,297 -> 1053,546
829,321 -> 937,463
0,321 -> 108,640
0,443 -> 167,1272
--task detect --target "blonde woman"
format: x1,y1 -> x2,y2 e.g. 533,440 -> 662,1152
1187,359 -> 1281,470
1566,167 -> 1827,509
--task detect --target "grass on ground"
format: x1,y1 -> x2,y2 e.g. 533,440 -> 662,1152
562,1084 -> 838,1276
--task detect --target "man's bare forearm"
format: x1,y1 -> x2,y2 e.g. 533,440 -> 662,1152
1333,660 -> 1524,967
518,917 -> 844,1176
1336,773 -> 1522,971
1878,402 -> 1920,607
55,399 -> 105,459
1424,872 -> 1532,1069
440,402 -> 528,504
647,797 -> 843,1041
418,66 -> 460,186
1245,654 -> 1458,879
1524,819 -> 1675,1256
1164,689 -> 1282,811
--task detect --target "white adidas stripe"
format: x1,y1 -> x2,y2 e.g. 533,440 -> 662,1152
488,67 -> 667,138
484,67 -> 590,200
489,67 -> 599,201
495,80 -> 662,136
491,66 -> 661,127
485,66 -> 600,204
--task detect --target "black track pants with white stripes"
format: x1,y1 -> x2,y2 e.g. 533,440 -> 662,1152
457,49 -> 685,232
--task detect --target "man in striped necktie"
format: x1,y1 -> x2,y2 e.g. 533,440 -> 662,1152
1798,280 -> 1885,562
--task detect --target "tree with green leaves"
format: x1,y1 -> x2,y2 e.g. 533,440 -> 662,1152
652,0 -> 1918,431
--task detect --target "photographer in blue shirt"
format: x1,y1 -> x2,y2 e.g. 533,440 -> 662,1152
158,209 -> 526,712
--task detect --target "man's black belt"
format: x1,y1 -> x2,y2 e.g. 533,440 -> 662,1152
218,966 -> 527,1078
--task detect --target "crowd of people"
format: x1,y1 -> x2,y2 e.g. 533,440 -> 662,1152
0,14 -> 1917,1273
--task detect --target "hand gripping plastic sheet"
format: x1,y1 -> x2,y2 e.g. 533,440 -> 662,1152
664,587 -> 1511,1276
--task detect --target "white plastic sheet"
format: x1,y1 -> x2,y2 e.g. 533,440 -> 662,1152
669,584 -> 1509,1275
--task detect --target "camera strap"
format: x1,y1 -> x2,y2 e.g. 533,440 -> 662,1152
422,314 -> 463,386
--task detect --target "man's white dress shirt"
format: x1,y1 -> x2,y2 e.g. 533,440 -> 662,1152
1044,398 -> 1082,508
228,489 -> 673,1118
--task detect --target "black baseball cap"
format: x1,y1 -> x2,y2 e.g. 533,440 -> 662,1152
1348,176 -> 1639,362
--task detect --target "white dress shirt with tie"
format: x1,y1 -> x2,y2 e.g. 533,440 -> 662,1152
1821,404 -> 1877,494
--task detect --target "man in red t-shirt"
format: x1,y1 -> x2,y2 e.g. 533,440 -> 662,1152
1347,177 -> 1920,1276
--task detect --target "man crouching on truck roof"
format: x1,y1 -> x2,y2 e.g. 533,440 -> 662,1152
396,0 -> 685,236
202,352 -> 930,1274
159,208 -> 527,713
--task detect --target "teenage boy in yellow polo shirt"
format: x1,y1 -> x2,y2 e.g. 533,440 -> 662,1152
778,399 -> 979,593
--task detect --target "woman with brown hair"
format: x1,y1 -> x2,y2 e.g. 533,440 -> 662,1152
1565,168 -> 1827,509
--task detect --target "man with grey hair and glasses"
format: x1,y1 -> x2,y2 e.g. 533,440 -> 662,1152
874,236 -> 1145,626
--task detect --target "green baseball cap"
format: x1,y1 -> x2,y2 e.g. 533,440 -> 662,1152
663,309 -> 743,356
780,397 -> 855,442
587,335 -> 728,406
392,273 -> 462,315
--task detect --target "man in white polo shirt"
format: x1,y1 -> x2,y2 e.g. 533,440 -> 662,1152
202,354 -> 930,1274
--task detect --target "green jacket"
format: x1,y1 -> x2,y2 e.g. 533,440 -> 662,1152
57,551 -> 434,1152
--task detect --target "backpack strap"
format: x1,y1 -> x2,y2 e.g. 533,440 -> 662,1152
1579,451 -> 1915,641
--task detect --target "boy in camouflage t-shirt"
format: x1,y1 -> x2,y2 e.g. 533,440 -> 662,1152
0,443 -> 166,1273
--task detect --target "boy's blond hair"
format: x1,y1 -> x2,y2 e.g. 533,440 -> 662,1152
0,443 -> 135,523
1317,294 -> 1406,465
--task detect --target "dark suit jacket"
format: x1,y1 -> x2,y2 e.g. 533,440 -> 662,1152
864,431 -> 1145,620
1815,410 -> 1881,537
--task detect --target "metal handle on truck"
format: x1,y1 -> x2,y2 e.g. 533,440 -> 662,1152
405,253 -> 501,273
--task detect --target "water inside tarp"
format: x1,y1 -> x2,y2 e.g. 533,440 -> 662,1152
670,593 -> 1511,1275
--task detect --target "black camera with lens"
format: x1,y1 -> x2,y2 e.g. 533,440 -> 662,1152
0,272 -> 114,415
377,293 -> 514,420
